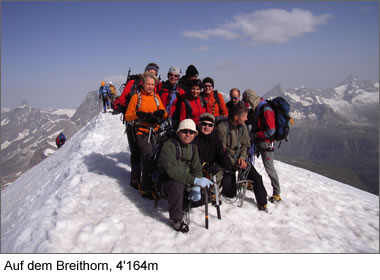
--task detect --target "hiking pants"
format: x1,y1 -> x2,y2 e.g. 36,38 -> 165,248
163,180 -> 186,220
221,169 -> 236,198
135,132 -> 158,192
247,166 -> 268,207
126,125 -> 141,183
258,142 -> 280,196
101,95 -> 109,111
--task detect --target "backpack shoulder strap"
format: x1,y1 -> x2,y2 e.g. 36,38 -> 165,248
200,95 -> 207,108
136,92 -> 142,111
213,90 -> 220,106
153,93 -> 160,110
169,137 -> 181,160
183,98 -> 193,119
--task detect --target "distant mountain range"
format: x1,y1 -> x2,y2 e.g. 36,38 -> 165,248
2,77 -> 379,195
1,91 -> 100,189
262,76 -> 379,195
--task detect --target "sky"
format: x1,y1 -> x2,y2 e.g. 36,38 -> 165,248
1,1 -> 379,109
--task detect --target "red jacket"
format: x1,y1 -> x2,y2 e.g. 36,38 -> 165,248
255,99 -> 276,143
180,95 -> 206,124
202,91 -> 228,117
119,79 -> 140,107
157,81 -> 185,118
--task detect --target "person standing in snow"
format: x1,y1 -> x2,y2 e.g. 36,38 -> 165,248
56,132 -> 66,149
179,79 -> 206,125
125,71 -> 168,199
226,88 -> 243,112
201,77 -> 229,123
157,119 -> 213,233
243,89 -> 282,204
108,81 -> 117,109
120,62 -> 160,189
178,64 -> 200,96
157,66 -> 186,129
99,81 -> 110,113
216,102 -> 268,211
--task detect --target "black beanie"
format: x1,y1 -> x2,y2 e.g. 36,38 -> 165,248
186,65 -> 199,77
202,77 -> 214,87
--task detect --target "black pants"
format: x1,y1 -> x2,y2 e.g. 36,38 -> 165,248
247,166 -> 268,207
221,171 -> 236,198
222,166 -> 268,207
135,132 -> 158,192
126,125 -> 141,183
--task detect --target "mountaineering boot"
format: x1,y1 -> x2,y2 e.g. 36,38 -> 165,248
170,219 -> 189,233
269,194 -> 282,204
141,191 -> 156,200
130,179 -> 141,189
258,204 -> 268,213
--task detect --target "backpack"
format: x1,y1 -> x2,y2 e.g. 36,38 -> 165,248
148,136 -> 196,189
256,97 -> 293,142
109,85 -> 117,96
124,75 -> 142,107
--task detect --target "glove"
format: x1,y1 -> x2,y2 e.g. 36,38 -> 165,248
153,109 -> 165,119
136,111 -> 153,121
194,177 -> 213,188
189,186 -> 201,202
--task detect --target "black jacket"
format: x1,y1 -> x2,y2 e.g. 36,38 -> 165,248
193,130 -> 233,173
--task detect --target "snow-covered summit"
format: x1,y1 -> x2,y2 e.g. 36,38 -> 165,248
264,76 -> 379,123
1,113 -> 378,253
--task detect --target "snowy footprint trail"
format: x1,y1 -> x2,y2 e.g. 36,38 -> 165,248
1,112 -> 379,253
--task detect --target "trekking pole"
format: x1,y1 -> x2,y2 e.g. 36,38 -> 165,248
147,127 -> 153,144
213,174 -> 221,219
204,187 -> 209,229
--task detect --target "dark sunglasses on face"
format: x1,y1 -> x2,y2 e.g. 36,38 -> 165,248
169,74 -> 180,78
200,122 -> 214,128
181,129 -> 196,135
232,97 -> 239,100
203,84 -> 213,88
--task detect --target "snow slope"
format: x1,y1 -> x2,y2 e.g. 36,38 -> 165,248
1,113 -> 379,253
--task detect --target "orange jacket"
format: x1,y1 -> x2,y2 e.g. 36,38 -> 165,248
203,91 -> 229,117
125,89 -> 168,134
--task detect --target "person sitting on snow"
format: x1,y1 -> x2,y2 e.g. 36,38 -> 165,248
156,119 -> 213,233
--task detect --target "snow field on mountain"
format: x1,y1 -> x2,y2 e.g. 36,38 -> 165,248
1,112 -> 378,253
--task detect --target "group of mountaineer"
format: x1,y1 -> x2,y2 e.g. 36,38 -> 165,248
98,81 -> 117,113
101,62 -> 287,233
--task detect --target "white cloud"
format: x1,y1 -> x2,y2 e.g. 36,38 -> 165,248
182,8 -> 332,45
192,45 -> 212,52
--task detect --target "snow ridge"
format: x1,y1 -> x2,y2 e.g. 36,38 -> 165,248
1,113 -> 379,253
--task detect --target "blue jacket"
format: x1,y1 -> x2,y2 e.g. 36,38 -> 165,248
99,86 -> 110,97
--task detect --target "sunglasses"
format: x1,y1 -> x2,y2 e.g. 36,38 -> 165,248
180,129 -> 196,135
203,84 -> 213,88
169,74 -> 180,78
232,97 -> 239,100
200,122 -> 214,128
